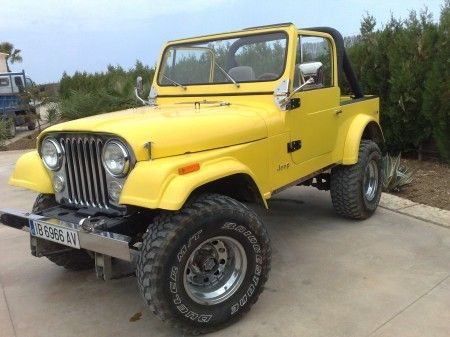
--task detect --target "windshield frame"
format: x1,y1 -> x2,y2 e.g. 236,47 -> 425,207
156,30 -> 290,88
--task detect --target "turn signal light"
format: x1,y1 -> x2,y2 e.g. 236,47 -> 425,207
178,163 -> 200,175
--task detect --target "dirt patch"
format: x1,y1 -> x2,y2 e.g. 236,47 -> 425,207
2,131 -> 39,151
390,159 -> 450,211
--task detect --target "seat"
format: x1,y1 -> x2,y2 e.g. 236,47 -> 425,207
228,66 -> 256,82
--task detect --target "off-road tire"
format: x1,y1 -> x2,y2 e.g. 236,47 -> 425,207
32,194 -> 94,271
137,194 -> 271,335
330,140 -> 382,219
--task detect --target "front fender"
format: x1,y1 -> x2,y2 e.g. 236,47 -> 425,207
342,114 -> 382,165
120,156 -> 265,211
9,151 -> 53,193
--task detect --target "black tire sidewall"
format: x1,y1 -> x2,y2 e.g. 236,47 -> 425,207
157,208 -> 267,330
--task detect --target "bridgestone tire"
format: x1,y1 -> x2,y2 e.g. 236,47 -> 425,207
137,194 -> 271,335
330,140 -> 382,219
32,194 -> 94,271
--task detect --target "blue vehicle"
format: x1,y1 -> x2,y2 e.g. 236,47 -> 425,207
0,70 -> 38,138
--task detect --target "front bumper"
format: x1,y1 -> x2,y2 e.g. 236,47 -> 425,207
0,208 -> 132,261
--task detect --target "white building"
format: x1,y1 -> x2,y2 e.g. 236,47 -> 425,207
0,53 -> 8,73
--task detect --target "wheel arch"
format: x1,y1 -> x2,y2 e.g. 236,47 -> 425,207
362,121 -> 384,145
342,116 -> 383,165
120,157 -> 269,210
188,173 -> 267,208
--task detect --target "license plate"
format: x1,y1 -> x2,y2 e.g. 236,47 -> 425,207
29,220 -> 80,249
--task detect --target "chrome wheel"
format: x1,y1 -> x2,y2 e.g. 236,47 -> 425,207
363,160 -> 379,201
183,236 -> 247,305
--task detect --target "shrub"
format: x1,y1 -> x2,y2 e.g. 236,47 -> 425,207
346,3 -> 449,161
46,105 -> 60,124
58,61 -> 155,121
0,120 -> 9,148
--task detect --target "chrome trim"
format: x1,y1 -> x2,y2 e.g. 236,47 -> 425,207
41,137 -> 64,171
101,140 -> 130,178
0,208 -> 132,261
274,79 -> 289,111
95,139 -> 108,206
148,85 -> 157,106
58,135 -> 110,209
40,133 -> 135,211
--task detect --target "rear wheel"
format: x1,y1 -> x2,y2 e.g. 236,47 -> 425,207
330,140 -> 382,219
137,194 -> 271,335
32,194 -> 94,271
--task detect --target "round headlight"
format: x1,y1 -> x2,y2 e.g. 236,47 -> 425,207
102,140 -> 130,177
108,181 -> 123,202
52,175 -> 65,193
41,138 -> 63,171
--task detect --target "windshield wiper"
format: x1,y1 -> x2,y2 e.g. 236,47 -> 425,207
215,63 -> 240,88
162,75 -> 187,90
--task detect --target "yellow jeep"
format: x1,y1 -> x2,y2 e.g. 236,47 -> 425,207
0,23 -> 383,334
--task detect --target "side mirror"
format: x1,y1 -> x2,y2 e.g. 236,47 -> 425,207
292,77 -> 315,95
136,76 -> 143,95
280,77 -> 315,107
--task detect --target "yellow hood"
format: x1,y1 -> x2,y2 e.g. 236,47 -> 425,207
43,104 -> 268,160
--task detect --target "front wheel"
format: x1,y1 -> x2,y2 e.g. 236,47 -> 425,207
330,139 -> 382,219
137,194 -> 271,335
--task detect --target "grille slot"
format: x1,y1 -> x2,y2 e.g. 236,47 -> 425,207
60,136 -> 109,208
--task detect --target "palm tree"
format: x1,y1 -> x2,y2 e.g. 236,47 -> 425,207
0,42 -> 23,72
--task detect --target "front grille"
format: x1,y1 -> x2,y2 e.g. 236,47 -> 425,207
59,135 -> 109,209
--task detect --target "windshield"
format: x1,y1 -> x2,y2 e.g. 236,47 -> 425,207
157,32 -> 288,86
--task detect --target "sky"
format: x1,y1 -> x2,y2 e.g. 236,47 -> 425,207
1,0 -> 445,84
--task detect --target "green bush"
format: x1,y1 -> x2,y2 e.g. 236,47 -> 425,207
0,120 -> 8,148
58,61 -> 155,120
346,2 -> 450,161
46,105 -> 60,124
57,4 -> 449,161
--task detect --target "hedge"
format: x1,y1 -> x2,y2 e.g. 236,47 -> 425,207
58,2 -> 449,161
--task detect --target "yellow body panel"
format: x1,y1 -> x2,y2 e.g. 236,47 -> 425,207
9,23 -> 381,210
120,140 -> 269,210
9,151 -> 53,193
342,105 -> 378,165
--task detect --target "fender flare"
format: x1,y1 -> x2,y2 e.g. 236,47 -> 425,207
120,157 -> 267,210
9,151 -> 53,193
342,115 -> 383,165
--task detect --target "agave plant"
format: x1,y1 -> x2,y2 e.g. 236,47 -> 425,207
382,153 -> 414,192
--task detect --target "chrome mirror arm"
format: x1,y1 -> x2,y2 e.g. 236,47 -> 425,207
280,77 -> 315,106
135,88 -> 150,105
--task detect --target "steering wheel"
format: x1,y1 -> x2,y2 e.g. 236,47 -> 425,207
257,73 -> 278,81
